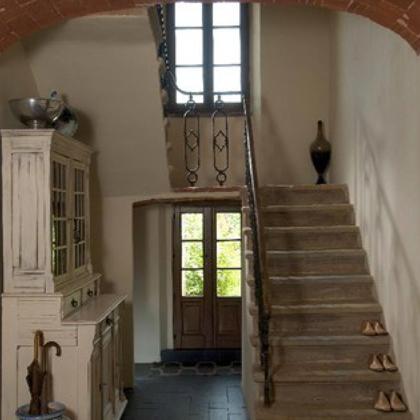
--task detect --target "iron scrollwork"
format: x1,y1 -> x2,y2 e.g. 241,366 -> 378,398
184,95 -> 200,186
212,95 -> 229,186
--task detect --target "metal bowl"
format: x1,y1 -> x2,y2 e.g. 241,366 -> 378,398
9,98 -> 65,129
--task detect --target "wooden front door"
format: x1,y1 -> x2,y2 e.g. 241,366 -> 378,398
173,204 -> 242,349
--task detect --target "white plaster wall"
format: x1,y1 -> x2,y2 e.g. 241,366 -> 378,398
133,204 -> 173,363
0,43 -> 38,128
330,12 -> 420,418
257,5 -> 331,185
22,11 -> 170,197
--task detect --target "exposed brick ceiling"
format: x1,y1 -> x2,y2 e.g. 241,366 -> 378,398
0,0 -> 420,53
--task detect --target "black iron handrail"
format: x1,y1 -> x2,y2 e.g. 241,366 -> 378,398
242,95 -> 271,406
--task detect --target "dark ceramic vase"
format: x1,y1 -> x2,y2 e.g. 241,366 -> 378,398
310,120 -> 331,184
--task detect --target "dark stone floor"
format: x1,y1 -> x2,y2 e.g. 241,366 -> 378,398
122,364 -> 249,420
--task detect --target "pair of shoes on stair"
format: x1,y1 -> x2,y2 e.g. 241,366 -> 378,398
375,391 -> 407,412
362,321 -> 388,336
369,354 -> 398,372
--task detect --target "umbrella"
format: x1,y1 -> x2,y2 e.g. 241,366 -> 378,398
26,330 -> 46,415
41,340 -> 62,414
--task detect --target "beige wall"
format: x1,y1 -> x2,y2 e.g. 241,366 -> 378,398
330,12 -> 420,418
22,11 -> 170,198
133,204 -> 173,363
0,43 -> 38,128
256,5 -> 332,185
168,5 -> 332,189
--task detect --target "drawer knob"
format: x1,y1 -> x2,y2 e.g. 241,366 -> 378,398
87,289 -> 94,297
71,298 -> 79,308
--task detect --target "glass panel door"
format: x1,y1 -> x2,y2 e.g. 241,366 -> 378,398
173,204 -> 242,349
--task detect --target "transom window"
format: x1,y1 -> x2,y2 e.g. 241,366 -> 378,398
166,2 -> 248,112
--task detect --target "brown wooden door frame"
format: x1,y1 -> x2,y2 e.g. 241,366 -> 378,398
173,202 -> 242,349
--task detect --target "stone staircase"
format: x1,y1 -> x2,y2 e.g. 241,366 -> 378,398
243,185 -> 411,419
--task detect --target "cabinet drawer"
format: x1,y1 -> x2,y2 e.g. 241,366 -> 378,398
63,290 -> 82,317
82,282 -> 97,303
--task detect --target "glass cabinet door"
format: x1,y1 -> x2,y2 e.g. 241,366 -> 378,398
52,158 -> 70,281
73,165 -> 88,273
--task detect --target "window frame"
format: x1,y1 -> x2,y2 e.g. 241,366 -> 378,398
165,3 -> 249,115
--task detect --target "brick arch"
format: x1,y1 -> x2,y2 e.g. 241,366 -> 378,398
0,0 -> 420,53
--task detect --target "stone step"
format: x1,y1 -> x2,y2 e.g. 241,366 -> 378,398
260,249 -> 369,276
256,405 -> 412,420
254,379 -> 403,412
244,226 -> 361,251
268,275 -> 374,304
260,204 -> 355,227
247,275 -> 374,304
251,302 -> 382,336
250,334 -> 391,370
259,184 -> 349,206
255,367 -> 401,384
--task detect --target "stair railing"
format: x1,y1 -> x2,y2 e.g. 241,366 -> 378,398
242,95 -> 271,406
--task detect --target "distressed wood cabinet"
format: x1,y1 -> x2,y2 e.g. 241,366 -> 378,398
1,129 -> 127,420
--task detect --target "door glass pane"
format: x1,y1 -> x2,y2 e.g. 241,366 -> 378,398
213,28 -> 241,65
217,212 -> 241,240
217,241 -> 241,268
74,168 -> 86,269
182,213 -> 203,240
182,270 -> 204,296
217,269 -> 241,297
175,2 -> 202,27
52,160 -> 68,278
214,66 -> 241,92
213,3 -> 240,26
182,242 -> 203,268
176,29 -> 203,65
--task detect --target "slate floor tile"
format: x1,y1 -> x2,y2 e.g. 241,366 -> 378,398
122,364 -> 249,420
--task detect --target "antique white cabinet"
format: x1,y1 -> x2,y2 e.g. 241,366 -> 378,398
1,129 -> 127,420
